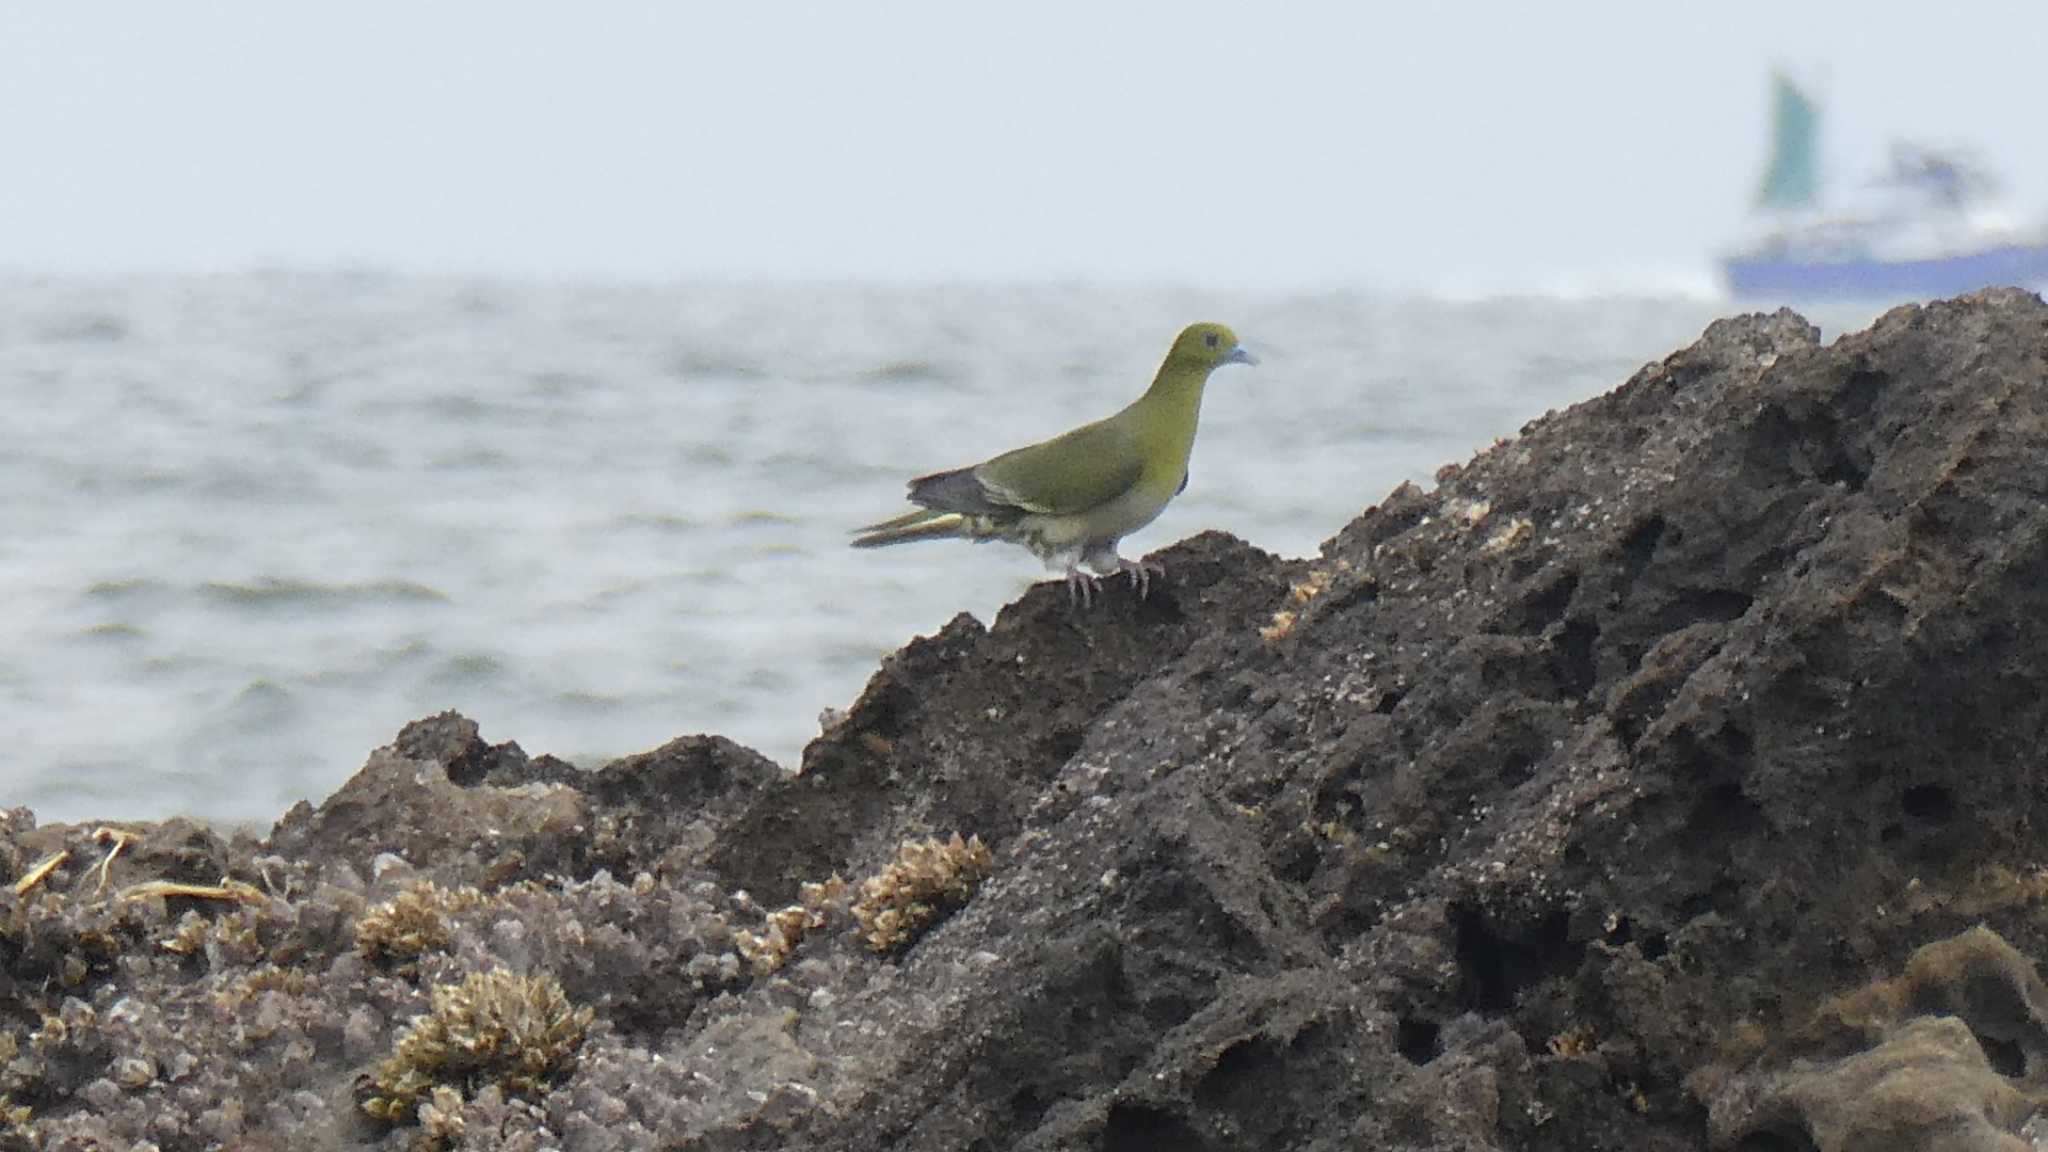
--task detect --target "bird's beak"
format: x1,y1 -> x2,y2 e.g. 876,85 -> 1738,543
1226,345 -> 1259,367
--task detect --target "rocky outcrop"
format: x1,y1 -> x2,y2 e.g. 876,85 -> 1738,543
7,290 -> 2048,1150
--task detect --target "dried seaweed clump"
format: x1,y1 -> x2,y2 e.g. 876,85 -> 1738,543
853,834 -> 992,954
361,968 -> 594,1125
356,881 -> 485,971
735,876 -> 847,976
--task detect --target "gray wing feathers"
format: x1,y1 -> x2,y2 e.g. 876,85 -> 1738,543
907,466 -> 1019,517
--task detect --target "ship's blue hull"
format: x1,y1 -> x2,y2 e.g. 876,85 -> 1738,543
1724,243 -> 2048,301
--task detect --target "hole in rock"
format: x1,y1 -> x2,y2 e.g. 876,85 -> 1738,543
1640,932 -> 1670,961
1499,750 -> 1538,785
1102,1103 -> 1210,1152
1736,1122 -> 1820,1152
1395,1016 -> 1441,1065
1196,1037 -> 1265,1106
1901,783 -> 1954,825
1551,618 -> 1600,700
1043,725 -> 1087,763
1273,836 -> 1318,885
1451,903 -> 1578,1015
1621,514 -> 1668,580
1684,781 -> 1763,850
1520,570 -> 1580,633
1677,875 -> 1742,920
1009,1086 -> 1048,1129
1679,588 -> 1755,626
1980,1034 -> 2025,1079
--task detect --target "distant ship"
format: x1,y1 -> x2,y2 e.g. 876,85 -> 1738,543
1722,74 -> 2048,301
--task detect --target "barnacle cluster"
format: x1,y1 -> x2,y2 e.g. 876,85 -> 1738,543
734,876 -> 847,976
852,834 -> 993,954
360,968 -> 595,1125
356,880 -> 486,972
159,906 -> 266,967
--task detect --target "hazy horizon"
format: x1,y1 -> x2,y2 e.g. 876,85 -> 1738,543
5,4 -> 2045,294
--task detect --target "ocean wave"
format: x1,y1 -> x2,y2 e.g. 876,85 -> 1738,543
609,511 -> 698,535
199,578 -> 450,607
426,652 -> 507,687
36,314 -> 130,344
861,359 -> 952,386
84,577 -> 168,601
665,349 -> 769,382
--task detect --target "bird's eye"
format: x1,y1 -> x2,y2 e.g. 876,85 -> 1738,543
1204,332 -> 1220,349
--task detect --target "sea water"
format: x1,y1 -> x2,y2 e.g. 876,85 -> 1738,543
0,274 -> 1883,825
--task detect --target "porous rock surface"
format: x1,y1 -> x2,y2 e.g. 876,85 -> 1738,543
9,290 -> 2048,1149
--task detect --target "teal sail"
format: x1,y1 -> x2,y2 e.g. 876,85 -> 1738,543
1756,73 -> 1820,210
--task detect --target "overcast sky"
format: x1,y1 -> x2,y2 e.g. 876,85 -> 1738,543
4,3 -> 2043,292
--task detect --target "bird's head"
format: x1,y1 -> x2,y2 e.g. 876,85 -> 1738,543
1167,322 -> 1258,371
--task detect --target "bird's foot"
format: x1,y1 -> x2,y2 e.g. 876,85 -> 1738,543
1118,557 -> 1167,600
1064,565 -> 1102,609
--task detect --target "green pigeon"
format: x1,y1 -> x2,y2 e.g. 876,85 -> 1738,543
853,322 -> 1256,604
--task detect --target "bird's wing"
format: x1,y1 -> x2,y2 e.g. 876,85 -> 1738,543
911,415 -> 1142,519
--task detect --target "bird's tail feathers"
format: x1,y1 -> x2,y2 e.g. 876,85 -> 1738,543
850,508 -> 970,548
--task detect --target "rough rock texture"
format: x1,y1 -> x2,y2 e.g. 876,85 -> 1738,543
9,290 -> 2048,1149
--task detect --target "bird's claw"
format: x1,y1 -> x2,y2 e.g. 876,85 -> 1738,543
1063,557 -> 1163,607
1064,567 -> 1101,609
1118,557 -> 1166,600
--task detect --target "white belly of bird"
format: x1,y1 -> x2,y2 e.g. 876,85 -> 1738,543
1018,478 -> 1177,566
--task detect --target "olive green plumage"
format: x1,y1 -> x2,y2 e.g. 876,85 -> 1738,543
853,322 -> 1255,601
